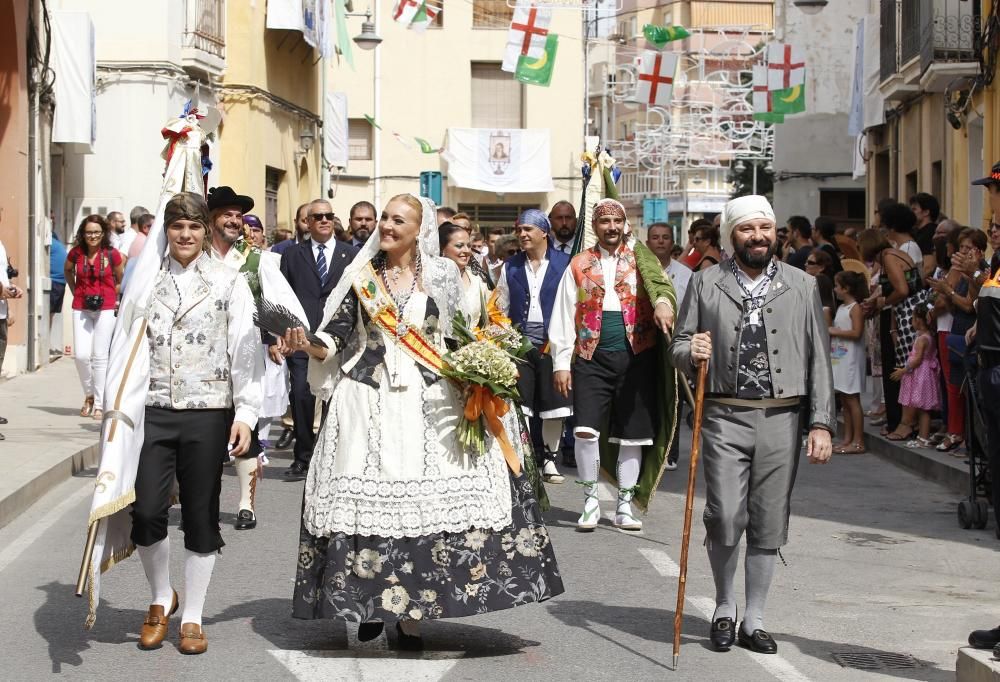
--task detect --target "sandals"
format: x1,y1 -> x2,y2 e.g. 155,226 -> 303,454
905,437 -> 934,448
936,434 -> 963,452
886,427 -> 916,441
80,396 -> 94,418
834,443 -> 867,455
870,416 -> 887,426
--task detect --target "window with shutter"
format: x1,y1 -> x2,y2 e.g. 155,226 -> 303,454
471,62 -> 524,129
348,118 -> 373,160
472,0 -> 513,28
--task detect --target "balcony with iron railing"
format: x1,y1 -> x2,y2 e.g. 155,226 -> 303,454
880,0 -> 980,97
183,0 -> 226,77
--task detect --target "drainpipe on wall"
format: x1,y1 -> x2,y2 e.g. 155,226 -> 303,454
372,2 -> 381,211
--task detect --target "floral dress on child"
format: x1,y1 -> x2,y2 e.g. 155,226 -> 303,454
293,269 -> 563,623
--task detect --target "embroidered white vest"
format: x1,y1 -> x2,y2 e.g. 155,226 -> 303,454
145,257 -> 240,410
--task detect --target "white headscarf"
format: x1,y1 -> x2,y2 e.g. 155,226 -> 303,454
720,195 -> 776,257
318,194 -> 464,341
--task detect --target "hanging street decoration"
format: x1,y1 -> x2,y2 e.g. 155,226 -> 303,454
392,0 -> 440,32
766,43 -> 806,90
502,0 -> 553,73
771,83 -> 806,115
752,65 -> 784,123
635,49 -> 678,108
642,24 -> 691,48
364,115 -> 443,154
515,33 -> 559,87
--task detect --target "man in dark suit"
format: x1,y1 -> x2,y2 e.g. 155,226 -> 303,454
279,199 -> 358,480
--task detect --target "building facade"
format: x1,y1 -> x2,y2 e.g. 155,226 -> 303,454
326,0 -> 585,231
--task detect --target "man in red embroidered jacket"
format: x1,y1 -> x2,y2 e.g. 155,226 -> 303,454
550,199 -> 677,531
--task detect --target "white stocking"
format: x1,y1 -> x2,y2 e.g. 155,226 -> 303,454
137,537 -> 172,610
574,435 -> 600,485
234,456 -> 258,513
181,550 -> 216,626
617,444 -> 641,489
541,419 -> 565,455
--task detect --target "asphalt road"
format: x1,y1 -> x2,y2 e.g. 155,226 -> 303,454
1,425 -> 996,681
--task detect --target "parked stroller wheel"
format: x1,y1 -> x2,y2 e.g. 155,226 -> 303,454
975,500 -> 990,530
958,499 -> 975,529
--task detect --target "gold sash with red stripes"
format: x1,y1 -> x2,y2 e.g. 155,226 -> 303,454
354,263 -> 444,375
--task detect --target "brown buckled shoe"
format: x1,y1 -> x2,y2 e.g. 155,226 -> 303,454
178,623 -> 207,655
138,590 -> 178,649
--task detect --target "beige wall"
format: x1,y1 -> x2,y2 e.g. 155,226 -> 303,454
218,2 -> 322,231
327,1 -> 584,227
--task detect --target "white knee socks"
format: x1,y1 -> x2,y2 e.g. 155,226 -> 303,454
541,419 -> 564,455
181,550 -> 217,626
743,546 -> 777,634
137,537 -> 173,610
617,445 -> 641,489
706,540 -> 739,621
574,436 -> 600,484
234,456 -> 258,513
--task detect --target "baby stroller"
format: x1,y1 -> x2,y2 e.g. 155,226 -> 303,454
957,350 -> 994,533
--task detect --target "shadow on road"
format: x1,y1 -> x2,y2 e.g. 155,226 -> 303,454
206,597 -> 540,657
545,599 -> 952,680
34,582 -> 144,674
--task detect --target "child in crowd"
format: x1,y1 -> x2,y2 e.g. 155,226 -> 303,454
890,304 -> 941,448
830,271 -> 869,454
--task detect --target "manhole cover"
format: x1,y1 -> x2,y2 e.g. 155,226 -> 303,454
831,652 -> 922,670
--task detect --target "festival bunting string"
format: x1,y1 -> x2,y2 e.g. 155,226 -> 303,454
364,114 -> 442,154
642,24 -> 691,48
751,43 -> 807,122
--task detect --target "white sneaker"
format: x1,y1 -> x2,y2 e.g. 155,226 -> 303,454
614,492 -> 642,531
665,461 -> 678,471
542,459 -> 564,484
577,488 -> 600,531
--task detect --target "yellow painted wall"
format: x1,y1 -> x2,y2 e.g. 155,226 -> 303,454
218,2 -> 322,231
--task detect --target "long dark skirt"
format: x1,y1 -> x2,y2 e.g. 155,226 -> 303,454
293,471 -> 564,622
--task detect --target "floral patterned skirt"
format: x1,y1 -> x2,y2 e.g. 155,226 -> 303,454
292,471 -> 564,623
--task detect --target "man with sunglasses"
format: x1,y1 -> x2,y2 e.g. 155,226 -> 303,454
279,199 -> 358,480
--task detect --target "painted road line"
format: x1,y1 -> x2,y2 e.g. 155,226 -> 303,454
269,649 -> 464,681
638,547 -> 812,682
0,481 -> 92,574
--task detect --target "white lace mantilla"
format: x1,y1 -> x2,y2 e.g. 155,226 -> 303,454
302,301 -> 513,540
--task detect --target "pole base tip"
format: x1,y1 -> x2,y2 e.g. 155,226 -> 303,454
673,653 -> 679,669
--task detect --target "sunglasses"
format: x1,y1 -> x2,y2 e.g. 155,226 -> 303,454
310,212 -> 335,221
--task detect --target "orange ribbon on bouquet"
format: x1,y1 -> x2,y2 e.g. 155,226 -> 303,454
464,385 -> 521,476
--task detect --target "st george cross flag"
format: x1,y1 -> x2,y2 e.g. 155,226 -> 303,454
635,50 -> 678,108
392,0 -> 423,26
766,43 -> 805,91
752,64 -> 784,123
502,1 -> 552,73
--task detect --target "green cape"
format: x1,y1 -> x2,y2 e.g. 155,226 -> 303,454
597,241 -> 679,513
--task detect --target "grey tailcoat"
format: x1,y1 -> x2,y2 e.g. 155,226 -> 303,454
669,259 -> 836,432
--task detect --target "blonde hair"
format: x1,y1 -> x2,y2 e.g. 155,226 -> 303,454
388,193 -> 423,222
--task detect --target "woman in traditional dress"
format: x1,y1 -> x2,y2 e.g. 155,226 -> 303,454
283,194 -> 563,649
439,221 -> 490,322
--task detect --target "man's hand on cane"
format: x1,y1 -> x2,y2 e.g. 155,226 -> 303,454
690,331 -> 712,364
654,301 -> 674,334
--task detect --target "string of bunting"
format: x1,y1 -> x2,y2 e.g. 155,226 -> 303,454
363,114 -> 442,154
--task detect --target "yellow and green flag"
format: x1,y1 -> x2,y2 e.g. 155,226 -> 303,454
771,84 -> 806,115
643,24 -> 691,48
515,34 -> 558,87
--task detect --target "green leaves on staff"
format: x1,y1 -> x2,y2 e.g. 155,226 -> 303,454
515,34 -> 558,87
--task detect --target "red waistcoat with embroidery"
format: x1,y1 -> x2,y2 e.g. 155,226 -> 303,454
569,244 -> 655,360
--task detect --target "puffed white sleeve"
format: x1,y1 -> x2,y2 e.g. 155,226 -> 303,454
494,263 -> 511,315
548,266 -> 578,373
228,275 -> 263,429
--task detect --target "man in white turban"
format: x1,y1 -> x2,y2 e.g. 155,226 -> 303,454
669,195 -> 834,655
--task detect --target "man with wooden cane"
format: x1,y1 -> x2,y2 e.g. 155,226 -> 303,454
669,195 -> 834,655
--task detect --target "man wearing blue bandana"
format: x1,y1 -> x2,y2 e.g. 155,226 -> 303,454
494,209 -> 573,483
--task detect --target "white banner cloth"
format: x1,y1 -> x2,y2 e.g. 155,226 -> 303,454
443,128 -> 554,193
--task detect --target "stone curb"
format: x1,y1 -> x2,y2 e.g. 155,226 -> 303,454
0,442 -> 99,531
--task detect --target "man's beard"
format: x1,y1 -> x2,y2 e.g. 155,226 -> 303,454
734,239 -> 778,269
554,227 -> 575,242
217,222 -> 241,245
355,229 -> 370,241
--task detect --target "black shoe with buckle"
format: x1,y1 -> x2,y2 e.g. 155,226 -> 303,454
710,615 -> 736,651
234,509 -> 256,530
969,626 -> 1000,649
738,622 -> 777,654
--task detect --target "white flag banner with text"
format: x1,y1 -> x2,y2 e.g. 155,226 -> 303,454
443,128 -> 554,193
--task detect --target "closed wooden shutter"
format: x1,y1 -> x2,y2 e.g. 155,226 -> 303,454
471,62 -> 523,129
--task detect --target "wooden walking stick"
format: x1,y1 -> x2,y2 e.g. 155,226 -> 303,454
672,359 -> 708,670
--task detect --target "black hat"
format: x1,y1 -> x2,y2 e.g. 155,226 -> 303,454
971,161 -> 1000,187
207,186 -> 254,213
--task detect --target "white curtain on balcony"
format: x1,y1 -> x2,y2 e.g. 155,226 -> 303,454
863,11 -> 886,130
267,0 -> 332,57
443,128 -> 554,193
325,92 -> 349,170
51,11 -> 96,149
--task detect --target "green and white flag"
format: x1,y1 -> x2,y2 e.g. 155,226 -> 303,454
771,84 -> 806,115
515,34 -> 557,87
410,2 -> 439,33
414,137 -> 438,153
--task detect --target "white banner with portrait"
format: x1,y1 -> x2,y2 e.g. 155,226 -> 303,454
443,128 -> 554,193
